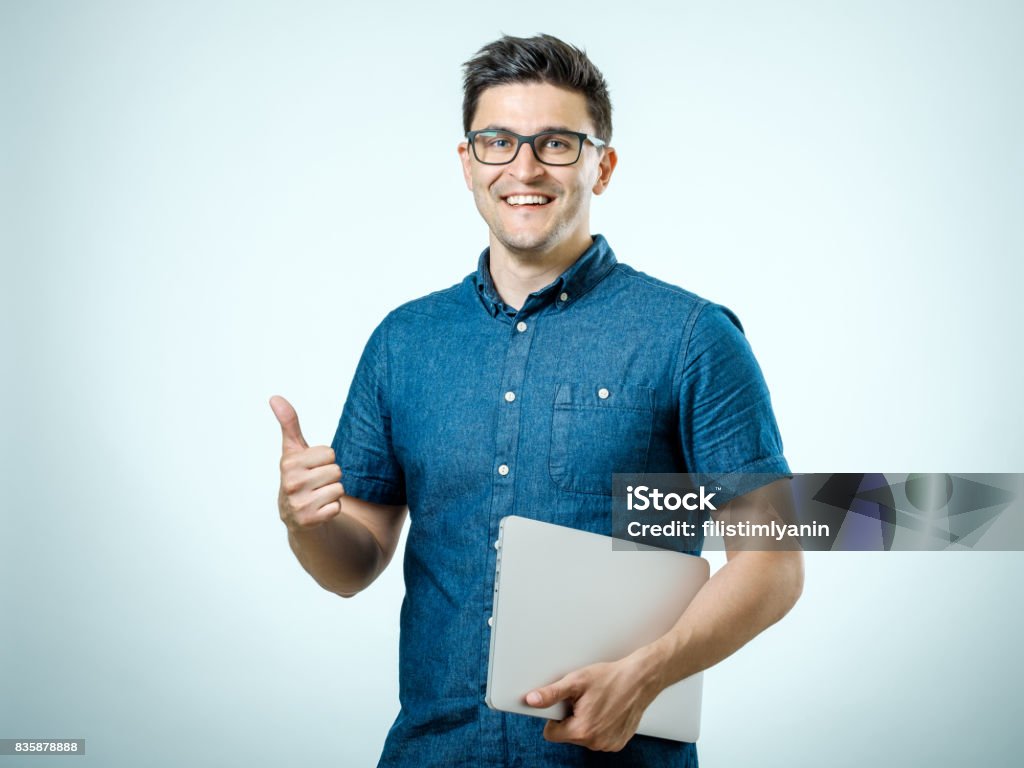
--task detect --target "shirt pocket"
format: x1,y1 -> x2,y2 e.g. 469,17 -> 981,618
548,382 -> 655,496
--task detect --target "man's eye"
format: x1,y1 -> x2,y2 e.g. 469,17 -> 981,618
541,135 -> 575,152
480,134 -> 516,149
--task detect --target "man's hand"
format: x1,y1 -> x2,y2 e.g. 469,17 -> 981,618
524,652 -> 662,752
270,395 -> 345,534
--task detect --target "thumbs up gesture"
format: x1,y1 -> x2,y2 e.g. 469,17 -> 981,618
270,395 -> 345,533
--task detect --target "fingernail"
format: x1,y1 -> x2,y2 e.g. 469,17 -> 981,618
526,691 -> 541,706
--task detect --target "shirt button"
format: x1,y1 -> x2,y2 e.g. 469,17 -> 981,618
498,464 -> 510,476
598,387 -> 610,400
559,292 -> 569,302
516,321 -> 528,333
504,391 -> 516,402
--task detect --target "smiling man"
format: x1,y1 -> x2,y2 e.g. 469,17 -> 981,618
271,34 -> 802,767
458,82 -> 612,291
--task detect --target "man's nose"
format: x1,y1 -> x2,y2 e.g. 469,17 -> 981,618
506,139 -> 545,180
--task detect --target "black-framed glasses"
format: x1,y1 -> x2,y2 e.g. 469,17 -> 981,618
465,129 -> 607,166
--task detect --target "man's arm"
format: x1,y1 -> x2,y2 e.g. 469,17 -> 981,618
272,395 -> 407,598
287,495 -> 407,598
637,478 -> 804,684
526,478 -> 804,752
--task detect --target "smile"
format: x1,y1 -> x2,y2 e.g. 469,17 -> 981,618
503,194 -> 554,206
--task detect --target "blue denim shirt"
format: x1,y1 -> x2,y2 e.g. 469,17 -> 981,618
333,235 -> 789,767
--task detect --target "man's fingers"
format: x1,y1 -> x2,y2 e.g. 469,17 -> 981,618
542,718 -> 575,744
305,462 -> 343,492
302,487 -> 344,526
309,482 -> 345,510
291,500 -> 342,530
526,675 -> 580,708
272,396 -> 345,534
280,445 -> 337,473
282,483 -> 345,530
314,500 -> 342,520
270,395 -> 309,453
281,456 -> 342,490
281,473 -> 344,511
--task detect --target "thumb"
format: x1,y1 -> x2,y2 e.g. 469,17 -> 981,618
269,395 -> 309,453
526,674 -> 580,708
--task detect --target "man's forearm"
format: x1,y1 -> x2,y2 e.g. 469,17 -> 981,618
635,549 -> 804,690
288,512 -> 387,597
522,547 -> 804,751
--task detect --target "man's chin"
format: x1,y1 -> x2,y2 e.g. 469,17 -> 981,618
492,225 -> 559,256
497,236 -> 555,258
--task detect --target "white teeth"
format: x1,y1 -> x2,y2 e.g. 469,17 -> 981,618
505,195 -> 551,206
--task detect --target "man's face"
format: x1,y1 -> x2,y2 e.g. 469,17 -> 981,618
458,82 -> 616,260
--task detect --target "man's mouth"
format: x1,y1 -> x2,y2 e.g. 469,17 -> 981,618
503,194 -> 554,207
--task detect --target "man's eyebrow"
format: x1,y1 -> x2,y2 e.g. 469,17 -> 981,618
478,125 -> 579,134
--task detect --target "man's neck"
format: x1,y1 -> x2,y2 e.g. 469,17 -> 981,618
488,233 -> 594,311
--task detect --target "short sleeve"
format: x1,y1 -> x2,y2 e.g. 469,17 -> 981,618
331,318 -> 407,506
677,302 -> 790,485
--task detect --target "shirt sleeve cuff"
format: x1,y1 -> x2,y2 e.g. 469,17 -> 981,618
339,471 -> 407,507
705,455 -> 792,503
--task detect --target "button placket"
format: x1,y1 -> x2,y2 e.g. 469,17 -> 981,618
481,310 -> 539,719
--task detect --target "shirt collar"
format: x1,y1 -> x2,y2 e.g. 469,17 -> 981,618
472,234 -> 618,319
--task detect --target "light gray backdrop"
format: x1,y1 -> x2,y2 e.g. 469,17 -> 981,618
2,1 -> 1021,765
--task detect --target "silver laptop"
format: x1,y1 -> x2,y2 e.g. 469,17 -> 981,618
485,515 -> 710,743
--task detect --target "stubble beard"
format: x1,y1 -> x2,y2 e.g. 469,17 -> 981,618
476,188 -> 582,260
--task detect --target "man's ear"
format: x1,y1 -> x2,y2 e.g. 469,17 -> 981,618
458,142 -> 474,190
592,146 -> 618,196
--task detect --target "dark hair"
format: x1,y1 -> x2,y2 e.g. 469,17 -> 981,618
462,34 -> 613,142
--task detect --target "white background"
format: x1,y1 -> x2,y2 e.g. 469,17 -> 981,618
2,1 -> 1022,765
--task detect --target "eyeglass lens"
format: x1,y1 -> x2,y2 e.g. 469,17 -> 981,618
472,131 -> 582,165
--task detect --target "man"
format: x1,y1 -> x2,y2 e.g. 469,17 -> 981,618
271,34 -> 803,767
